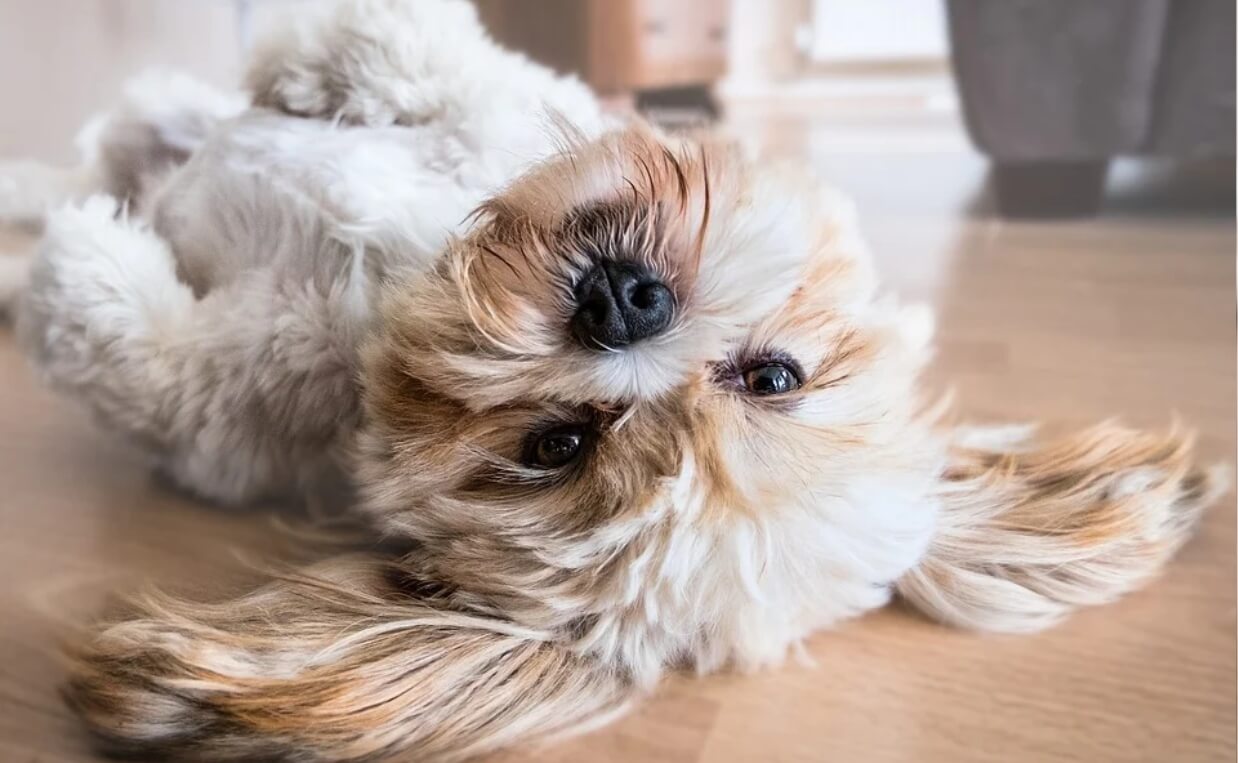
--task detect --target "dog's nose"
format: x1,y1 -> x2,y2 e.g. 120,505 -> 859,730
571,261 -> 674,350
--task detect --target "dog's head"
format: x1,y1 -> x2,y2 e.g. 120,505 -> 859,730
358,125 -> 938,648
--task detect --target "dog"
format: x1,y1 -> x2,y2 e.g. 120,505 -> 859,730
2,1 -> 1225,760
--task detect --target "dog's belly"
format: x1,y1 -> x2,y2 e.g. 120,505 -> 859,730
118,112 -> 521,506
146,110 -> 527,298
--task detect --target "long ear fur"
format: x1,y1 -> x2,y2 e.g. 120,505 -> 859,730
899,423 -> 1227,633
64,555 -> 633,761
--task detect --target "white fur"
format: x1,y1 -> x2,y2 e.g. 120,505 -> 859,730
13,0 -> 606,507
18,4 -> 1216,760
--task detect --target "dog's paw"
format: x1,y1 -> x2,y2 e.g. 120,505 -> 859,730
245,0 -> 489,126
17,195 -> 192,388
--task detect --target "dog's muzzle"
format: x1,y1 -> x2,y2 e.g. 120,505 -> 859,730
570,261 -> 674,350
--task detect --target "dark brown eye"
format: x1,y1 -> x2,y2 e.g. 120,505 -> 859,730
526,426 -> 585,468
743,363 -> 801,395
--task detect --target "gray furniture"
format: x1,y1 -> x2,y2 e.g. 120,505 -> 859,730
946,0 -> 1235,218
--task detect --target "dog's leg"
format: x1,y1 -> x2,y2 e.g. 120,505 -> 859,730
245,0 -> 600,133
898,423 -> 1227,632
17,196 -> 196,441
17,196 -> 360,505
90,70 -> 246,205
64,553 -> 634,761
0,70 -> 244,230
246,0 -> 493,126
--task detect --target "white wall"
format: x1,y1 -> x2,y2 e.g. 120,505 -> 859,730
725,0 -> 811,87
808,0 -> 947,63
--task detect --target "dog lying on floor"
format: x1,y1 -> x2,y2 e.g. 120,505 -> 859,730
1,0 -> 1225,760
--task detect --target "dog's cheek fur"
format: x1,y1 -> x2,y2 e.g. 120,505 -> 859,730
357,293 -> 944,682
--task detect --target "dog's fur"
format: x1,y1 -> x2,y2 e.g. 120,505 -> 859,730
1,1 -> 1226,760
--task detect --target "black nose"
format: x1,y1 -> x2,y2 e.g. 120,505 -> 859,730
571,261 -> 675,350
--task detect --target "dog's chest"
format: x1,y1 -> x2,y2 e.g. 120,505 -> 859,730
583,471 -> 939,681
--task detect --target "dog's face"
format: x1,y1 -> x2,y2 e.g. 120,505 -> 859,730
359,125 -> 937,638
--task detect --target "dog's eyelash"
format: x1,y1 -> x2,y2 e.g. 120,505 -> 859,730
711,350 -> 805,389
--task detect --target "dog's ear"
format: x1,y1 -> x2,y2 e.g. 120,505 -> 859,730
64,554 -> 633,761
898,423 -> 1227,633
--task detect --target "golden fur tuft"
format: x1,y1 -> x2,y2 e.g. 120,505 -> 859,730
64,555 -> 634,762
899,423 -> 1226,632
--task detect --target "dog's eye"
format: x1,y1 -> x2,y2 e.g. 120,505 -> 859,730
743,363 -> 801,395
526,426 -> 585,468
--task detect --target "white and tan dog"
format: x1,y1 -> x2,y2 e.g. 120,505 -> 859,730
1,1 -> 1224,760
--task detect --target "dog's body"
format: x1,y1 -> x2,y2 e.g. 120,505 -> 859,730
12,0 -> 605,508
2,1 -> 1224,760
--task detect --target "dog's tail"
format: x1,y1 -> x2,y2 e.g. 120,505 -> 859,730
897,422 -> 1227,633
64,555 -> 633,762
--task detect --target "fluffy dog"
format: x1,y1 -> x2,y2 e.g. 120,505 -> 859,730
2,1 -> 1224,760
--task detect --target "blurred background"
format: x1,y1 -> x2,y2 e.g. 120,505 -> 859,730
0,2 -> 1234,762
1,0 -> 1233,223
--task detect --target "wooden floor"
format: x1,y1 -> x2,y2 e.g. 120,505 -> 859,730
0,4 -> 1235,761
